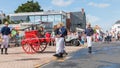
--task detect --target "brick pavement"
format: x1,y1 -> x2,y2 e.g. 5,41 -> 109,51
0,46 -> 83,68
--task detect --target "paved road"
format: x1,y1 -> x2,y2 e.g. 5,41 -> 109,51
0,46 -> 82,68
41,41 -> 120,68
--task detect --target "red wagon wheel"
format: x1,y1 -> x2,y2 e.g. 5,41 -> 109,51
21,34 -> 40,54
38,38 -> 48,53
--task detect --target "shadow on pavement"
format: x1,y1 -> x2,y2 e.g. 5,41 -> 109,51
8,52 -> 25,54
38,51 -> 55,53
15,58 -> 41,61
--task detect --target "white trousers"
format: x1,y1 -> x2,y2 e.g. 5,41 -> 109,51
1,35 -> 9,48
87,36 -> 92,47
55,37 -> 65,54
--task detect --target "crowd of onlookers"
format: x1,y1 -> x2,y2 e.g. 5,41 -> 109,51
92,30 -> 120,43
10,28 -> 20,46
63,28 -> 120,46
0,26 -> 21,47
1,24 -> 120,48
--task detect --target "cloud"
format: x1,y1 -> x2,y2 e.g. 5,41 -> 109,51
88,2 -> 110,8
86,14 -> 100,24
51,0 -> 74,7
43,6 -> 53,11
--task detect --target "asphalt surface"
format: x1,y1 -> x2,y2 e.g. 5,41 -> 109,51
41,41 -> 120,68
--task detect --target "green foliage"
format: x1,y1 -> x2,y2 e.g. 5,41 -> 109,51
15,0 -> 43,13
94,29 -> 97,33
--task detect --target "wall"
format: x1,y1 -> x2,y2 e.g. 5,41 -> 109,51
70,11 -> 86,32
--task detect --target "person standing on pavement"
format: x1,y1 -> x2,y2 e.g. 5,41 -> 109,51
11,28 -> 17,39
53,23 -> 67,57
53,25 -> 59,56
52,25 -> 59,46
105,31 -> 111,43
80,31 -> 86,46
1,22 -> 11,54
85,23 -> 94,54
59,23 -> 67,56
117,32 -> 120,41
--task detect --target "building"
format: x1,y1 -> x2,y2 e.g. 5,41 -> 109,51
111,20 -> 120,34
9,11 -> 66,31
9,9 -> 86,32
69,8 -> 86,31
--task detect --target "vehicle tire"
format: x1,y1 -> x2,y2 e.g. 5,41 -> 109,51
71,39 -> 80,46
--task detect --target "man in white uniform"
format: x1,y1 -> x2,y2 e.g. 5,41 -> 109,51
1,22 -> 11,54
85,23 -> 94,54
54,23 -> 67,57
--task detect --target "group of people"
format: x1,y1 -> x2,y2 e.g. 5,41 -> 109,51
0,22 -> 20,54
52,22 -> 95,56
92,27 -> 120,43
11,27 -> 20,47
103,30 -> 120,43
0,21 -> 95,55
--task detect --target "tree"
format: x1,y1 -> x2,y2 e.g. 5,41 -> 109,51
15,0 -> 43,13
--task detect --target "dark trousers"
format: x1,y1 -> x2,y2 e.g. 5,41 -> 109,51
88,47 -> 92,53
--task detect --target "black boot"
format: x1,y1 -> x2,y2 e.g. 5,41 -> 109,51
58,53 -> 63,57
1,48 -> 3,54
5,48 -> 8,54
88,47 -> 92,54
53,54 -> 59,57
63,50 -> 68,55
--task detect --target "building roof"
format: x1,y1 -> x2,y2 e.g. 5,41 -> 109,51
9,11 -> 66,17
115,20 -> 120,24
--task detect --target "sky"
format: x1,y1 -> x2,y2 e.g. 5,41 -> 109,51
0,0 -> 120,31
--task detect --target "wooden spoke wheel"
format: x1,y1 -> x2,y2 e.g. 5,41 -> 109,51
38,38 -> 48,53
21,34 -> 40,54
